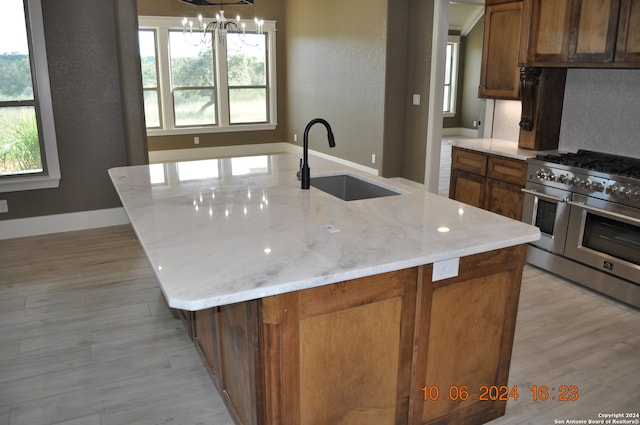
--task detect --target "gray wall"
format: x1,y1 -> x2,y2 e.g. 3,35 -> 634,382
284,0 -> 388,171
459,17 -> 484,130
400,0 -> 434,183
559,69 -> 640,158
1,0 -> 145,221
442,18 -> 484,131
284,0 -> 434,183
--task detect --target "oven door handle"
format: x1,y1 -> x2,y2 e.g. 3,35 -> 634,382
521,188 -> 568,203
567,200 -> 640,225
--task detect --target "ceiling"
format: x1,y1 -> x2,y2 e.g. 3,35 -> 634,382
449,2 -> 484,36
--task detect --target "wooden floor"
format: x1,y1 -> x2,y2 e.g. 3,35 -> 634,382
1,226 -> 638,425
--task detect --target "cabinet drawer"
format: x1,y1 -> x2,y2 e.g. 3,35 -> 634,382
452,148 -> 488,176
487,156 -> 527,185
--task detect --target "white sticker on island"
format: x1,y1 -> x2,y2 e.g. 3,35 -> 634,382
432,258 -> 460,281
321,224 -> 341,233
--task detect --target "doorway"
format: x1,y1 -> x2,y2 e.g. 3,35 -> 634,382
425,0 -> 485,195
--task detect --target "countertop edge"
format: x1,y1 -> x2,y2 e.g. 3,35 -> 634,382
448,138 -> 552,161
167,231 -> 540,311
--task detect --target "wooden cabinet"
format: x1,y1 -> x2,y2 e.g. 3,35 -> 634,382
411,245 -> 526,425
518,67 -> 567,150
262,269 -> 419,425
522,0 -> 640,67
449,147 -> 527,221
479,1 -> 523,99
192,303 -> 264,425
616,0 -> 640,63
176,244 -> 528,425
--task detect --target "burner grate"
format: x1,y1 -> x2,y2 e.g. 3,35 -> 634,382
536,150 -> 640,178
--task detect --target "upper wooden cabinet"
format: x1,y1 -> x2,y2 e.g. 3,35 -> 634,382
522,0 -> 640,67
479,1 -> 523,99
616,0 -> 640,63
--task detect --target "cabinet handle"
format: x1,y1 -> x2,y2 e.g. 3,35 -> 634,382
521,188 -> 567,203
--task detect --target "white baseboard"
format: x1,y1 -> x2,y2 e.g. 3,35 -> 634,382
441,127 -> 480,138
148,142 -> 293,163
2,143 -> 378,240
0,207 -> 129,240
149,142 -> 380,176
286,145 -> 379,176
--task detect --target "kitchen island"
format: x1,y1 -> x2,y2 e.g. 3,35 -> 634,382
109,153 -> 539,425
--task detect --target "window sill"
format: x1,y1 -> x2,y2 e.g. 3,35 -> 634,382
0,174 -> 61,193
443,112 -> 456,118
147,123 -> 278,137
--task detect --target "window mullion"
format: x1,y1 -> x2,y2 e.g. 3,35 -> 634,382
157,28 -> 174,130
216,35 -> 230,127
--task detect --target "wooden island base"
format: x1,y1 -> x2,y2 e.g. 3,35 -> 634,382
174,244 -> 527,425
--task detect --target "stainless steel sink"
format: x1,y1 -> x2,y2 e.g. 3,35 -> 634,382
310,173 -> 403,201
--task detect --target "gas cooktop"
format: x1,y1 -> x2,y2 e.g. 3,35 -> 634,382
535,150 -> 640,179
528,150 -> 640,208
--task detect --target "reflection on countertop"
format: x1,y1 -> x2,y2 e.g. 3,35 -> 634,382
108,153 -> 539,311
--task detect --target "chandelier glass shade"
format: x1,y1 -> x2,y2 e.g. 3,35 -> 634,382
180,0 -> 263,46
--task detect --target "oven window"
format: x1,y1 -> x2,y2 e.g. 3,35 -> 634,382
535,199 -> 557,236
583,214 -> 640,265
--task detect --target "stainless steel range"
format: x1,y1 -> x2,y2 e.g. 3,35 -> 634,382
522,150 -> 640,308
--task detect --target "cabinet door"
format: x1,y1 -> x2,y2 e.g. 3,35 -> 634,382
526,0 -> 620,65
410,246 -> 527,425
451,147 -> 488,175
261,269 -> 418,425
450,169 -> 486,209
487,156 -> 527,186
616,0 -> 640,63
485,179 -> 525,220
526,0 -> 573,64
193,308 -> 221,387
216,302 -> 263,425
479,1 -> 523,99
570,0 -> 620,64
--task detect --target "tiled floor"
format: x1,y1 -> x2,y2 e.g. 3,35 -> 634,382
1,226 -> 638,425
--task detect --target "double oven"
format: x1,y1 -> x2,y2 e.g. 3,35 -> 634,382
522,150 -> 640,308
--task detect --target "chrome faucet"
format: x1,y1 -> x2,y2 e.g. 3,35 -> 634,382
300,118 -> 336,189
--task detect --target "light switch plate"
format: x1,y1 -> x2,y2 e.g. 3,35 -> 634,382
412,94 -> 421,105
432,257 -> 459,281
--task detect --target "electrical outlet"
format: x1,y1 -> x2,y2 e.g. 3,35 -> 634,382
371,153 -> 376,164
294,134 -> 297,142
194,136 -> 199,145
432,257 -> 459,281
0,200 -> 8,213
473,120 -> 477,127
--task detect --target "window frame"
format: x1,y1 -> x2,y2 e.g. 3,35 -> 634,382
443,35 -> 460,118
139,28 -> 162,129
138,15 -> 277,136
0,0 -> 61,193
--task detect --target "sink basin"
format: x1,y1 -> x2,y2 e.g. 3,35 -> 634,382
310,173 -> 403,201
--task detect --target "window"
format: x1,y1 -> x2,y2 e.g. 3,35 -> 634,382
0,0 -> 60,192
138,16 -> 277,135
443,36 -> 460,117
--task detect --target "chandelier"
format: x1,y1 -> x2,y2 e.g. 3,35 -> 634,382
179,0 -> 264,46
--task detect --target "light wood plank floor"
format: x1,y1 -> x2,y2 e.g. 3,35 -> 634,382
1,225 -> 638,425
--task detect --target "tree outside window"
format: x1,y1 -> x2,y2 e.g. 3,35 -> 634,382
138,16 -> 277,135
0,0 -> 43,176
0,0 -> 59,192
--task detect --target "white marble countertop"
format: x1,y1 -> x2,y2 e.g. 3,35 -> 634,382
448,138 -> 551,160
109,153 -> 540,311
